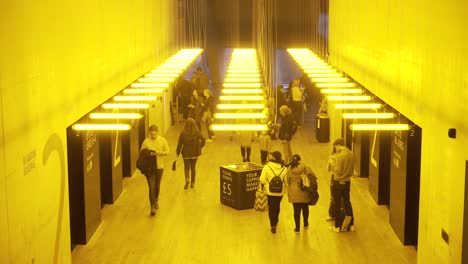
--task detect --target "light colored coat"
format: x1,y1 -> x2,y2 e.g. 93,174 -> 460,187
259,162 -> 287,196
286,163 -> 313,203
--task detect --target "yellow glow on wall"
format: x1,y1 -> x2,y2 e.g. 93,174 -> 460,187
350,124 -> 410,131
144,73 -> 179,78
102,103 -> 150,109
223,83 -> 262,88
151,69 -> 183,74
221,89 -> 263,94
72,124 -> 131,131
216,104 -> 265,109
301,65 -> 332,70
334,103 -> 382,109
113,95 -> 157,101
123,88 -> 164,94
219,95 -> 264,101
89,113 -> 143,119
320,89 -> 363,94
342,113 -> 395,119
327,95 -> 371,101
210,124 -> 268,131
214,113 -> 267,119
138,77 -> 174,83
316,82 -> 356,88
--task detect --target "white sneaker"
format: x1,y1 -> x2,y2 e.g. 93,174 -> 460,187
329,226 -> 341,233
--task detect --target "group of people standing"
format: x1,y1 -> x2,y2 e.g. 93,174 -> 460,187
258,138 -> 355,234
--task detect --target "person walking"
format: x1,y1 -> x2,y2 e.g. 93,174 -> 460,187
285,154 -> 316,233
140,125 -> 169,216
329,138 -> 355,232
259,151 -> 287,234
278,105 -> 295,165
176,118 -> 206,189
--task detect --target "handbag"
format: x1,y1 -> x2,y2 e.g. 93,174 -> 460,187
254,184 -> 268,212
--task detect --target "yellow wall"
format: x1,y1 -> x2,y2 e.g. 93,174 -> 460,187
0,0 -> 176,263
329,0 -> 467,263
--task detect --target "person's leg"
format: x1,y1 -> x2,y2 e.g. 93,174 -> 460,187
154,169 -> 163,208
302,203 -> 310,228
246,147 -> 251,162
190,158 -> 198,188
145,173 -> 156,215
267,196 -> 283,233
260,150 -> 268,165
328,180 -> 335,219
241,146 -> 246,162
332,182 -> 345,228
293,203 -> 301,231
183,159 -> 190,189
342,181 -> 354,229
282,140 -> 292,165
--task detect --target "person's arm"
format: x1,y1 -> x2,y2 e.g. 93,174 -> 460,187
259,167 -> 268,185
176,134 -> 183,156
157,138 -> 169,156
199,133 -> 206,149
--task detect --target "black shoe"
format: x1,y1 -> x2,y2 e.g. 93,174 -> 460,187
270,226 -> 276,234
304,224 -> 309,229
184,182 -> 189,190
294,228 -> 300,233
150,208 -> 156,216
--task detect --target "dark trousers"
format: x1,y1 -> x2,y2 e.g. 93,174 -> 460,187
260,150 -> 268,165
332,181 -> 354,228
180,96 -> 191,119
241,146 -> 251,162
145,169 -> 163,207
267,195 -> 283,227
183,158 -> 198,183
293,203 -> 309,229
329,180 -> 335,217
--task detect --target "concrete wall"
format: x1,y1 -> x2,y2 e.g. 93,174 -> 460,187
329,0 -> 467,263
0,0 -> 176,263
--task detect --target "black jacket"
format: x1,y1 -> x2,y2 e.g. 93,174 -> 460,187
176,132 -> 205,159
137,149 -> 157,175
278,114 -> 295,141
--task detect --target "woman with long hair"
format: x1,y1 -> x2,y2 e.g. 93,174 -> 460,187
176,118 -> 206,189
286,154 -> 315,233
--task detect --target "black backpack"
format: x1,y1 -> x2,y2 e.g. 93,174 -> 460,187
306,174 -> 319,205
267,165 -> 285,193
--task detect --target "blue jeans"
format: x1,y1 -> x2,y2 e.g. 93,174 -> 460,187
332,180 -> 354,228
267,195 -> 283,227
145,169 -> 163,207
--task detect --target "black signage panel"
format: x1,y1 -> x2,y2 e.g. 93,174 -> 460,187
354,131 -> 370,178
99,132 -> 123,204
389,124 -> 421,246
122,127 -> 139,177
220,163 -> 263,210
67,129 -> 102,245
368,131 -> 391,205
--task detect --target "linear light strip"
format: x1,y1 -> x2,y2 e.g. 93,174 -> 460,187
123,88 -> 163,94
320,89 -> 363,94
72,124 -> 131,131
342,113 -> 395,119
131,83 -> 169,88
350,124 -> 410,131
89,113 -> 143,119
334,103 -> 382,109
311,77 -> 349,83
102,103 -> 149,109
327,95 -> 371,101
114,96 -> 156,101
317,83 -> 356,88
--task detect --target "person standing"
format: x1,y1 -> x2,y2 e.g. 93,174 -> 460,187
289,79 -> 303,125
329,138 -> 355,232
326,145 -> 337,221
257,130 -> 272,165
140,125 -> 169,216
286,154 -> 315,233
259,151 -> 287,234
238,131 -> 255,162
176,118 -> 206,189
278,105 -> 295,165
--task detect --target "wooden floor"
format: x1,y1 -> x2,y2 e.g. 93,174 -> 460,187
71,117 -> 417,264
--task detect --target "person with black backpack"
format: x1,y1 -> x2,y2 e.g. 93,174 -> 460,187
259,151 -> 287,234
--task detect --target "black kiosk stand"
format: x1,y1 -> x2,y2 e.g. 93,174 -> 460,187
220,162 -> 263,210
